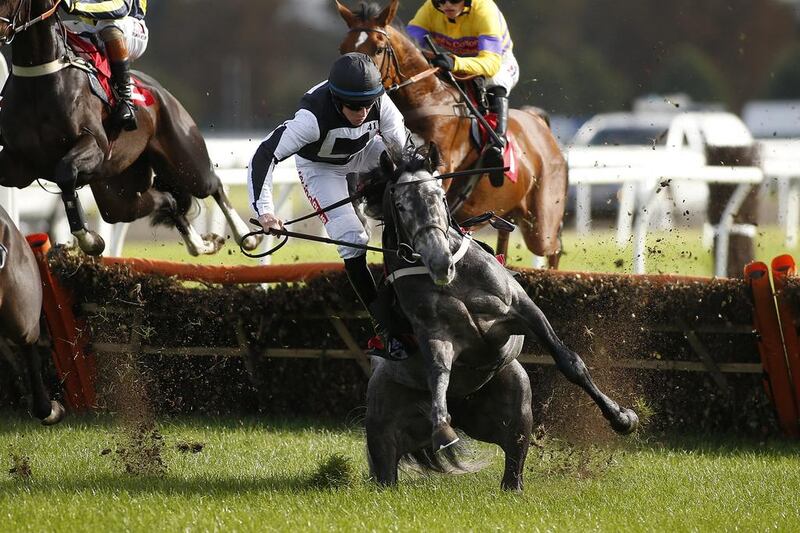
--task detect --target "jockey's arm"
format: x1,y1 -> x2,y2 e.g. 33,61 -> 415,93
378,95 -> 414,162
452,49 -> 502,78
248,110 -> 320,220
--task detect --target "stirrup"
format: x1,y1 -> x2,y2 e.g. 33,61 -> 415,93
367,335 -> 409,361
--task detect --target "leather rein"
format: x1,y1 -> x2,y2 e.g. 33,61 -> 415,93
0,0 -> 62,45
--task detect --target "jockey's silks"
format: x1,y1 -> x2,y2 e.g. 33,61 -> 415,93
407,0 -> 512,78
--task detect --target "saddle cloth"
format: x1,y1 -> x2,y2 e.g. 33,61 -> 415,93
66,30 -> 155,109
470,113 -> 519,183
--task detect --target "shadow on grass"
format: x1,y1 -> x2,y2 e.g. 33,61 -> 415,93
0,470 -> 348,496
642,433 -> 800,459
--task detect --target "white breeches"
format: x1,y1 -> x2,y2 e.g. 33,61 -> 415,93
295,138 -> 388,260
63,17 -> 149,60
486,50 -> 519,93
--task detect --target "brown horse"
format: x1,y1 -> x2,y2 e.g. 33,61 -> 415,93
0,0 -> 260,256
0,205 -> 65,424
336,0 -> 568,267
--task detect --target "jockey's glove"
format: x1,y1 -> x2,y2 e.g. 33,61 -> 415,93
431,53 -> 455,72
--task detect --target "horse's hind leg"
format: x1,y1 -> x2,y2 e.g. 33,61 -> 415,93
147,88 -> 261,251
515,296 -> 639,434
211,188 -> 262,251
451,360 -> 533,491
10,339 -> 66,425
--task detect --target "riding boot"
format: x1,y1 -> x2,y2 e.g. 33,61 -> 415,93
343,255 -> 408,361
486,87 -> 509,187
101,28 -> 138,131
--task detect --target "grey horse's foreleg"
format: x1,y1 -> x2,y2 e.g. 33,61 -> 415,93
419,336 -> 460,451
55,134 -> 107,255
515,297 -> 639,434
451,360 -> 533,491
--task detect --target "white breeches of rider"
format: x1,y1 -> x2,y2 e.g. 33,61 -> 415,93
295,138 -> 388,260
63,17 -> 149,60
486,50 -> 519,94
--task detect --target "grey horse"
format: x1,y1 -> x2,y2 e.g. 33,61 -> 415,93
356,146 -> 638,491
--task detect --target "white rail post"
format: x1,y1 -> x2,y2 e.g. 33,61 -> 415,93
714,183 -> 756,278
0,187 -> 18,226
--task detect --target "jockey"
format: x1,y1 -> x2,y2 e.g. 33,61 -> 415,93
407,0 -> 517,183
248,52 -> 414,361
61,0 -> 148,131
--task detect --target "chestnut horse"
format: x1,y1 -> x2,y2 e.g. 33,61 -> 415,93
0,205 -> 65,425
336,0 -> 568,267
0,0 -> 260,256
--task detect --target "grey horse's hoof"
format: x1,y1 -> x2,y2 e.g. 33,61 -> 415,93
610,407 -> 639,435
432,423 -> 459,452
41,400 -> 66,426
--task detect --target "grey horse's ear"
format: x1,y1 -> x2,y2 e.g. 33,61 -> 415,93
426,142 -> 442,173
380,150 -> 396,179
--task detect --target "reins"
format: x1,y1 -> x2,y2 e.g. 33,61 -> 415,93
238,165 -> 508,259
0,0 -> 62,45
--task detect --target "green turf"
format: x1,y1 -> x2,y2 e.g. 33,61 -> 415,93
123,224 -> 797,276
1,416 -> 798,532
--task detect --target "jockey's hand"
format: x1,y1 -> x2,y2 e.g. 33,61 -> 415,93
257,213 -> 284,234
431,52 -> 455,72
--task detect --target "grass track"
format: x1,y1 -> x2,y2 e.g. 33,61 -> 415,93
122,225 -> 795,277
2,416 -> 799,532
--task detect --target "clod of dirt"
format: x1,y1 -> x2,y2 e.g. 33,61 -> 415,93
309,453 -> 356,489
176,441 -> 205,453
8,452 -> 32,481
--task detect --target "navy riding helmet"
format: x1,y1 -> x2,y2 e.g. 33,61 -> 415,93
328,52 -> 385,107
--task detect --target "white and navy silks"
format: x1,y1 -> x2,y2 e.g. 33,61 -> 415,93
248,81 -> 412,260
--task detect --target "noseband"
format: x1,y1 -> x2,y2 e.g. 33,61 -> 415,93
0,0 -> 61,45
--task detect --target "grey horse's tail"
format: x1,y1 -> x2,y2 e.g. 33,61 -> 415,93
399,435 -> 489,476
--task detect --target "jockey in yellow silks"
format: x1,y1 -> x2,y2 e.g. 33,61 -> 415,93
61,0 -> 149,131
407,0 -> 518,174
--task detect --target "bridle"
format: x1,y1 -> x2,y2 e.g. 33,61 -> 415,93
347,27 -> 405,89
386,173 -> 452,262
0,0 -> 62,45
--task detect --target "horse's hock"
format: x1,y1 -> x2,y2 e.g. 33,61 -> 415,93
12,245 -> 795,436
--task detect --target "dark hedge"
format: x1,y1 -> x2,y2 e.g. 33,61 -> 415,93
0,246 -> 783,437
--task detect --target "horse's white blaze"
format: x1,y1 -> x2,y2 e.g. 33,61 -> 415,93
355,31 -> 368,48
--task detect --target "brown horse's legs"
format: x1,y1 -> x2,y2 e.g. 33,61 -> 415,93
18,341 -> 65,425
451,360 -> 532,491
514,295 -> 639,435
55,134 -> 107,255
211,189 -> 262,251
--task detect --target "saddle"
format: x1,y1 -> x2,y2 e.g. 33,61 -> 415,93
65,30 -> 155,111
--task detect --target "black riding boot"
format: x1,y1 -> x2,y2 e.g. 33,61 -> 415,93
486,87 -> 509,187
343,255 -> 408,361
110,58 -> 138,131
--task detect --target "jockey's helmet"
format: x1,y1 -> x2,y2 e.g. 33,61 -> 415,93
328,52 -> 385,107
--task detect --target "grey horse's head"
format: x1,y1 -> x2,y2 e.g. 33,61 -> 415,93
389,144 -> 455,285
